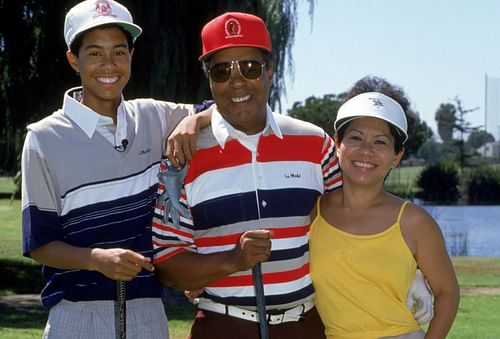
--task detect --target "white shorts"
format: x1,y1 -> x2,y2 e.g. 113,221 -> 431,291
43,298 -> 169,339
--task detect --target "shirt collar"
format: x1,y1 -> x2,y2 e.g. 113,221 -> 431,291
62,86 -> 127,139
211,104 -> 283,148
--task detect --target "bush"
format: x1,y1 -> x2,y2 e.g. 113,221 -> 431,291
464,165 -> 500,204
416,162 -> 460,203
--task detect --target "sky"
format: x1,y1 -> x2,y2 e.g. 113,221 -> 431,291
282,0 -> 500,137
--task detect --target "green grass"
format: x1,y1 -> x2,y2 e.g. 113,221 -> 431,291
449,295 -> 500,339
452,256 -> 500,288
385,166 -> 423,198
0,199 -> 25,260
0,308 -> 48,339
1,198 -> 499,338
0,177 -> 16,194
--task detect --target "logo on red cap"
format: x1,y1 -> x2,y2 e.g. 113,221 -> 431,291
225,18 -> 242,38
94,0 -> 116,18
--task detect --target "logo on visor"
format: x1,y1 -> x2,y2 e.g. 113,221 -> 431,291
94,0 -> 116,18
369,97 -> 384,109
224,18 -> 242,39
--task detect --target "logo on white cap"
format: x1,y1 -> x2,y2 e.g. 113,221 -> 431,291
369,97 -> 384,108
224,18 -> 242,39
94,0 -> 116,18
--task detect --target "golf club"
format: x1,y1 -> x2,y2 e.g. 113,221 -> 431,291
252,263 -> 269,339
115,280 -> 126,339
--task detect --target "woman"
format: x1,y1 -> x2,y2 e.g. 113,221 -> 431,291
310,90 -> 459,339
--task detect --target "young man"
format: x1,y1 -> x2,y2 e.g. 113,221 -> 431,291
153,12 -> 341,339
21,1 -> 207,337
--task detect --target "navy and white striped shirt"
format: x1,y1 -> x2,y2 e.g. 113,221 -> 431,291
22,87 -> 194,309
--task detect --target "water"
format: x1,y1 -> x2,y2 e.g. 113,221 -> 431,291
421,205 -> 500,257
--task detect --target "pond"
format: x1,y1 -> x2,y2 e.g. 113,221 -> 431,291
421,205 -> 500,257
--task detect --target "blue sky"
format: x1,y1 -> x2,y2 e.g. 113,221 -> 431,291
283,0 -> 500,136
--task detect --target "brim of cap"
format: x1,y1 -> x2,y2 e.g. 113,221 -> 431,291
68,19 -> 142,48
335,116 -> 408,143
199,44 -> 272,61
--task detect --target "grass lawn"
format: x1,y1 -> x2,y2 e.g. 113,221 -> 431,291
385,166 -> 423,198
1,198 -> 499,337
0,177 -> 16,194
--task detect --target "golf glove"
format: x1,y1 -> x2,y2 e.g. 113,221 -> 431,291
157,159 -> 191,228
407,269 -> 434,324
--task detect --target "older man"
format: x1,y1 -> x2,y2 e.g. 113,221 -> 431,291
153,12 -> 341,339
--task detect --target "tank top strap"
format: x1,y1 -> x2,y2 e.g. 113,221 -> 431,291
316,196 -> 322,214
396,201 -> 410,225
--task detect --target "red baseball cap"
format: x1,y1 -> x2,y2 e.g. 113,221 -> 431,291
199,12 -> 272,61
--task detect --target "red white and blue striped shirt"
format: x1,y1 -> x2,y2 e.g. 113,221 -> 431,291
153,106 -> 341,310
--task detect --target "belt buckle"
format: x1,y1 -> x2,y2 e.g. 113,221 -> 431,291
268,313 -> 284,325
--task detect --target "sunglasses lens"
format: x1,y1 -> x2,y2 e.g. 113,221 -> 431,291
239,61 -> 264,80
209,60 -> 265,83
210,62 -> 232,82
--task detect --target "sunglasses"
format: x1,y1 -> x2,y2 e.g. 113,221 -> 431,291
207,60 -> 266,83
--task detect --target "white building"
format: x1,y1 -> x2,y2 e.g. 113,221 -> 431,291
477,141 -> 500,158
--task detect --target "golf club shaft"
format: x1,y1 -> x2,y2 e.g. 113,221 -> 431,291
116,280 -> 126,339
252,263 -> 269,339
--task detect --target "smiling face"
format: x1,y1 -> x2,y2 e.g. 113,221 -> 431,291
335,117 -> 404,186
207,47 -> 272,135
66,26 -> 133,116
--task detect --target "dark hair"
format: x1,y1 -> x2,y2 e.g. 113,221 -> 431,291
69,24 -> 134,56
338,76 -> 409,153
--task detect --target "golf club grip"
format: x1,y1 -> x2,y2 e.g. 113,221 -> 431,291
252,263 -> 269,339
116,280 -> 126,339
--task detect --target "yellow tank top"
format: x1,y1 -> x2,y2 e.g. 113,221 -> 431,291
310,200 -> 421,339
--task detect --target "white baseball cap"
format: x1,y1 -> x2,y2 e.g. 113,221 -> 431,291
334,92 -> 408,143
64,0 -> 142,49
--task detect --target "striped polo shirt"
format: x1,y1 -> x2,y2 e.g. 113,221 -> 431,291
21,87 -> 194,309
152,105 -> 341,310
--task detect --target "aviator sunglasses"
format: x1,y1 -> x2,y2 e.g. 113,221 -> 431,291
207,60 -> 267,83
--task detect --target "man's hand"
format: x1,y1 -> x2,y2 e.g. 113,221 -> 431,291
185,289 -> 203,304
89,248 -> 154,281
407,269 -> 434,324
230,230 -> 273,272
167,104 -> 213,168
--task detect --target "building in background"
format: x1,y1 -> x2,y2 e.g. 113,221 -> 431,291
477,141 -> 500,158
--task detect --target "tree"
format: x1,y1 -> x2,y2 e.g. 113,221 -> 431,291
451,97 -> 480,169
467,130 -> 495,149
434,98 -> 481,168
404,109 -> 433,160
435,103 -> 456,142
287,94 -> 344,137
0,0 -> 311,173
417,138 -> 441,164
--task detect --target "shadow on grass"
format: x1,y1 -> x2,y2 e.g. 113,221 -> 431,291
165,303 -> 196,320
0,259 -> 44,293
0,307 -> 47,330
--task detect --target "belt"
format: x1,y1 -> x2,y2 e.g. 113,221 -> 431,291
197,300 -> 314,325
